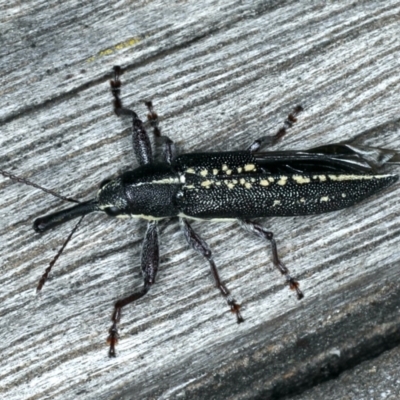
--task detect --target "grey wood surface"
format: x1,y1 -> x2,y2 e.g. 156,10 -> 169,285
1,1 -> 400,399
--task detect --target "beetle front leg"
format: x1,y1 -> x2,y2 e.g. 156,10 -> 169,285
107,221 -> 159,357
145,100 -> 176,164
247,105 -> 303,152
238,219 -> 303,300
110,66 -> 153,165
179,218 -> 244,323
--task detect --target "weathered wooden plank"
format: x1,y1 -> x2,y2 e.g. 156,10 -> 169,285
1,1 -> 400,399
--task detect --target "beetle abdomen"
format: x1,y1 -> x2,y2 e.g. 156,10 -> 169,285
177,173 -> 398,219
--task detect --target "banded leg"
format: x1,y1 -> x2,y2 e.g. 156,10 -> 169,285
179,218 -> 243,323
107,221 -> 159,357
110,66 -> 153,165
238,219 -> 303,300
145,100 -> 176,164
248,105 -> 303,152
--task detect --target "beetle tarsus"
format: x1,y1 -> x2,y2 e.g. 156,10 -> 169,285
287,277 -> 304,300
107,324 -> 119,358
228,299 -> 244,323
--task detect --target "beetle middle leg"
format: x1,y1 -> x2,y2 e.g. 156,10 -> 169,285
179,218 -> 244,323
238,219 -> 303,300
248,105 -> 303,152
107,221 -> 159,357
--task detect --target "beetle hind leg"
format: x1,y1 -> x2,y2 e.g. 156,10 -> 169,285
238,219 -> 303,300
180,218 -> 244,323
107,221 -> 159,357
247,105 -> 303,152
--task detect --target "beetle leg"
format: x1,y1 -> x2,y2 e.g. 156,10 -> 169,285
179,218 -> 244,323
237,219 -> 304,300
110,66 -> 153,165
145,100 -> 176,165
107,221 -> 159,357
248,105 -> 303,152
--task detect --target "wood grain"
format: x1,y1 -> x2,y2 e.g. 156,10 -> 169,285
1,1 -> 400,399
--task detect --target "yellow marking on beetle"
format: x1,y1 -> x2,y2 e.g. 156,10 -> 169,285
320,196 -> 329,202
200,169 -> 208,177
237,167 -> 243,173
244,164 -> 256,172
260,179 -> 269,186
277,176 -> 288,186
313,175 -> 327,182
240,178 -> 246,185
222,164 -> 228,171
268,177 -> 275,183
213,169 -> 219,175
272,200 -> 281,207
226,169 -> 232,175
293,175 -> 311,184
250,178 -> 256,183
245,182 -> 252,189
328,174 -> 391,181
186,168 -> 196,174
232,179 -> 238,184
216,181 -> 222,186
185,184 -> 195,189
300,197 -> 306,203
227,182 -> 235,189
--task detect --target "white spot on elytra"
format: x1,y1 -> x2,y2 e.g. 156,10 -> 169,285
277,176 -> 288,186
293,175 -> 311,184
244,163 -> 256,172
313,175 -> 326,182
201,180 -> 212,187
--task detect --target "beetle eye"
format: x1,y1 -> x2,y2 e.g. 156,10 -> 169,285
105,206 -> 120,216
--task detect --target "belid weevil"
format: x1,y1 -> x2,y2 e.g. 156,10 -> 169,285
1,66 -> 399,357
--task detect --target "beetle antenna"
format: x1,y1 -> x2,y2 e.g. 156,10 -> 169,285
37,215 -> 85,292
0,169 -> 80,203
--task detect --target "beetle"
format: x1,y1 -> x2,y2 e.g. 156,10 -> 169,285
1,66 -> 399,357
